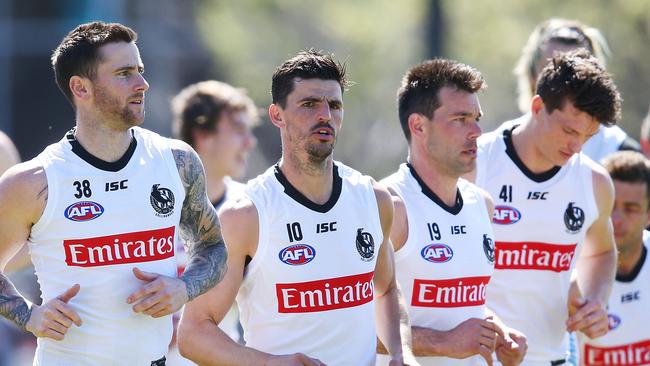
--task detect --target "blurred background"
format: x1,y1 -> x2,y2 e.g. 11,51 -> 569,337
0,0 -> 649,364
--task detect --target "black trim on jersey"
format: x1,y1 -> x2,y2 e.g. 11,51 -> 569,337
618,136 -> 641,153
503,126 -> 560,183
212,193 -> 226,210
616,245 -> 647,283
66,128 -> 137,172
274,163 -> 342,213
407,163 -> 463,215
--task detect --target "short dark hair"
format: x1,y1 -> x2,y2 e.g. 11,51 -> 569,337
51,21 -> 137,107
171,80 -> 258,148
602,151 -> 650,205
271,50 -> 347,108
397,58 -> 485,142
536,49 -> 621,126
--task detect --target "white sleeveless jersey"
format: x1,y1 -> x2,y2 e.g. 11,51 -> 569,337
237,162 -> 383,366
578,233 -> 650,366
495,115 -> 628,164
476,126 -> 599,362
28,127 -> 185,366
378,163 -> 495,366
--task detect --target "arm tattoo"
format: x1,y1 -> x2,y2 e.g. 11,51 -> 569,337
173,148 -> 228,301
0,273 -> 31,331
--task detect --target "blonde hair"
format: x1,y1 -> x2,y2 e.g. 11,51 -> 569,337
514,18 -> 610,113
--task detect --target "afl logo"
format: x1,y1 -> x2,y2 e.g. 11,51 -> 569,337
421,244 -> 454,263
64,201 -> 104,222
150,184 -> 175,217
608,313 -> 621,330
279,244 -> 316,265
564,202 -> 584,233
493,205 -> 521,225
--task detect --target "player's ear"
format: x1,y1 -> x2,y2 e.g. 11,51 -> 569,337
530,95 -> 544,116
408,113 -> 427,139
70,76 -> 91,101
269,104 -> 285,128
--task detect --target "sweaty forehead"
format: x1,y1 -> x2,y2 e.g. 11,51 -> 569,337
289,78 -> 342,101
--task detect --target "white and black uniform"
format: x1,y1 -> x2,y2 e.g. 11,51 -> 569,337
378,163 -> 495,366
476,125 -> 599,364
495,115 -> 637,163
577,232 -> 650,366
238,162 -> 383,365
28,127 -> 185,365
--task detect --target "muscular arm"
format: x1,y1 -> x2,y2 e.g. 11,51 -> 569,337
0,274 -> 31,330
179,199 -> 321,366
568,164 -> 617,337
0,161 -> 55,333
179,198 -> 261,365
373,182 -> 415,364
577,166 -> 617,303
172,142 -> 228,301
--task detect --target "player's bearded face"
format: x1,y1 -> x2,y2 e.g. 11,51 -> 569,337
305,121 -> 336,162
94,83 -> 144,127
281,79 -> 343,165
286,120 -> 337,164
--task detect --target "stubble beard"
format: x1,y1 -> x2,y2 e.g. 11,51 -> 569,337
94,85 -> 144,128
286,137 -> 335,176
306,142 -> 334,166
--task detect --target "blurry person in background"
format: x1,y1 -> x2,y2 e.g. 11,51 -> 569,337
169,80 -> 258,347
504,18 -> 640,162
171,80 -> 258,214
577,151 -> 650,365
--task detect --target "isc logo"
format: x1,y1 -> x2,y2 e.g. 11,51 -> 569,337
421,244 -> 454,263
279,244 -> 316,266
493,205 -> 522,225
64,201 -> 104,222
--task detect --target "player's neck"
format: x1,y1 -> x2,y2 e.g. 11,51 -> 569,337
409,153 -> 459,207
205,174 -> 227,205
279,155 -> 334,205
511,119 -> 556,173
617,240 -> 644,277
74,119 -> 133,163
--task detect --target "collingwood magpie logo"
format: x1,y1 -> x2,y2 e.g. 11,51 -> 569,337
356,228 -> 375,261
483,234 -> 495,263
150,184 -> 175,217
564,202 -> 584,233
